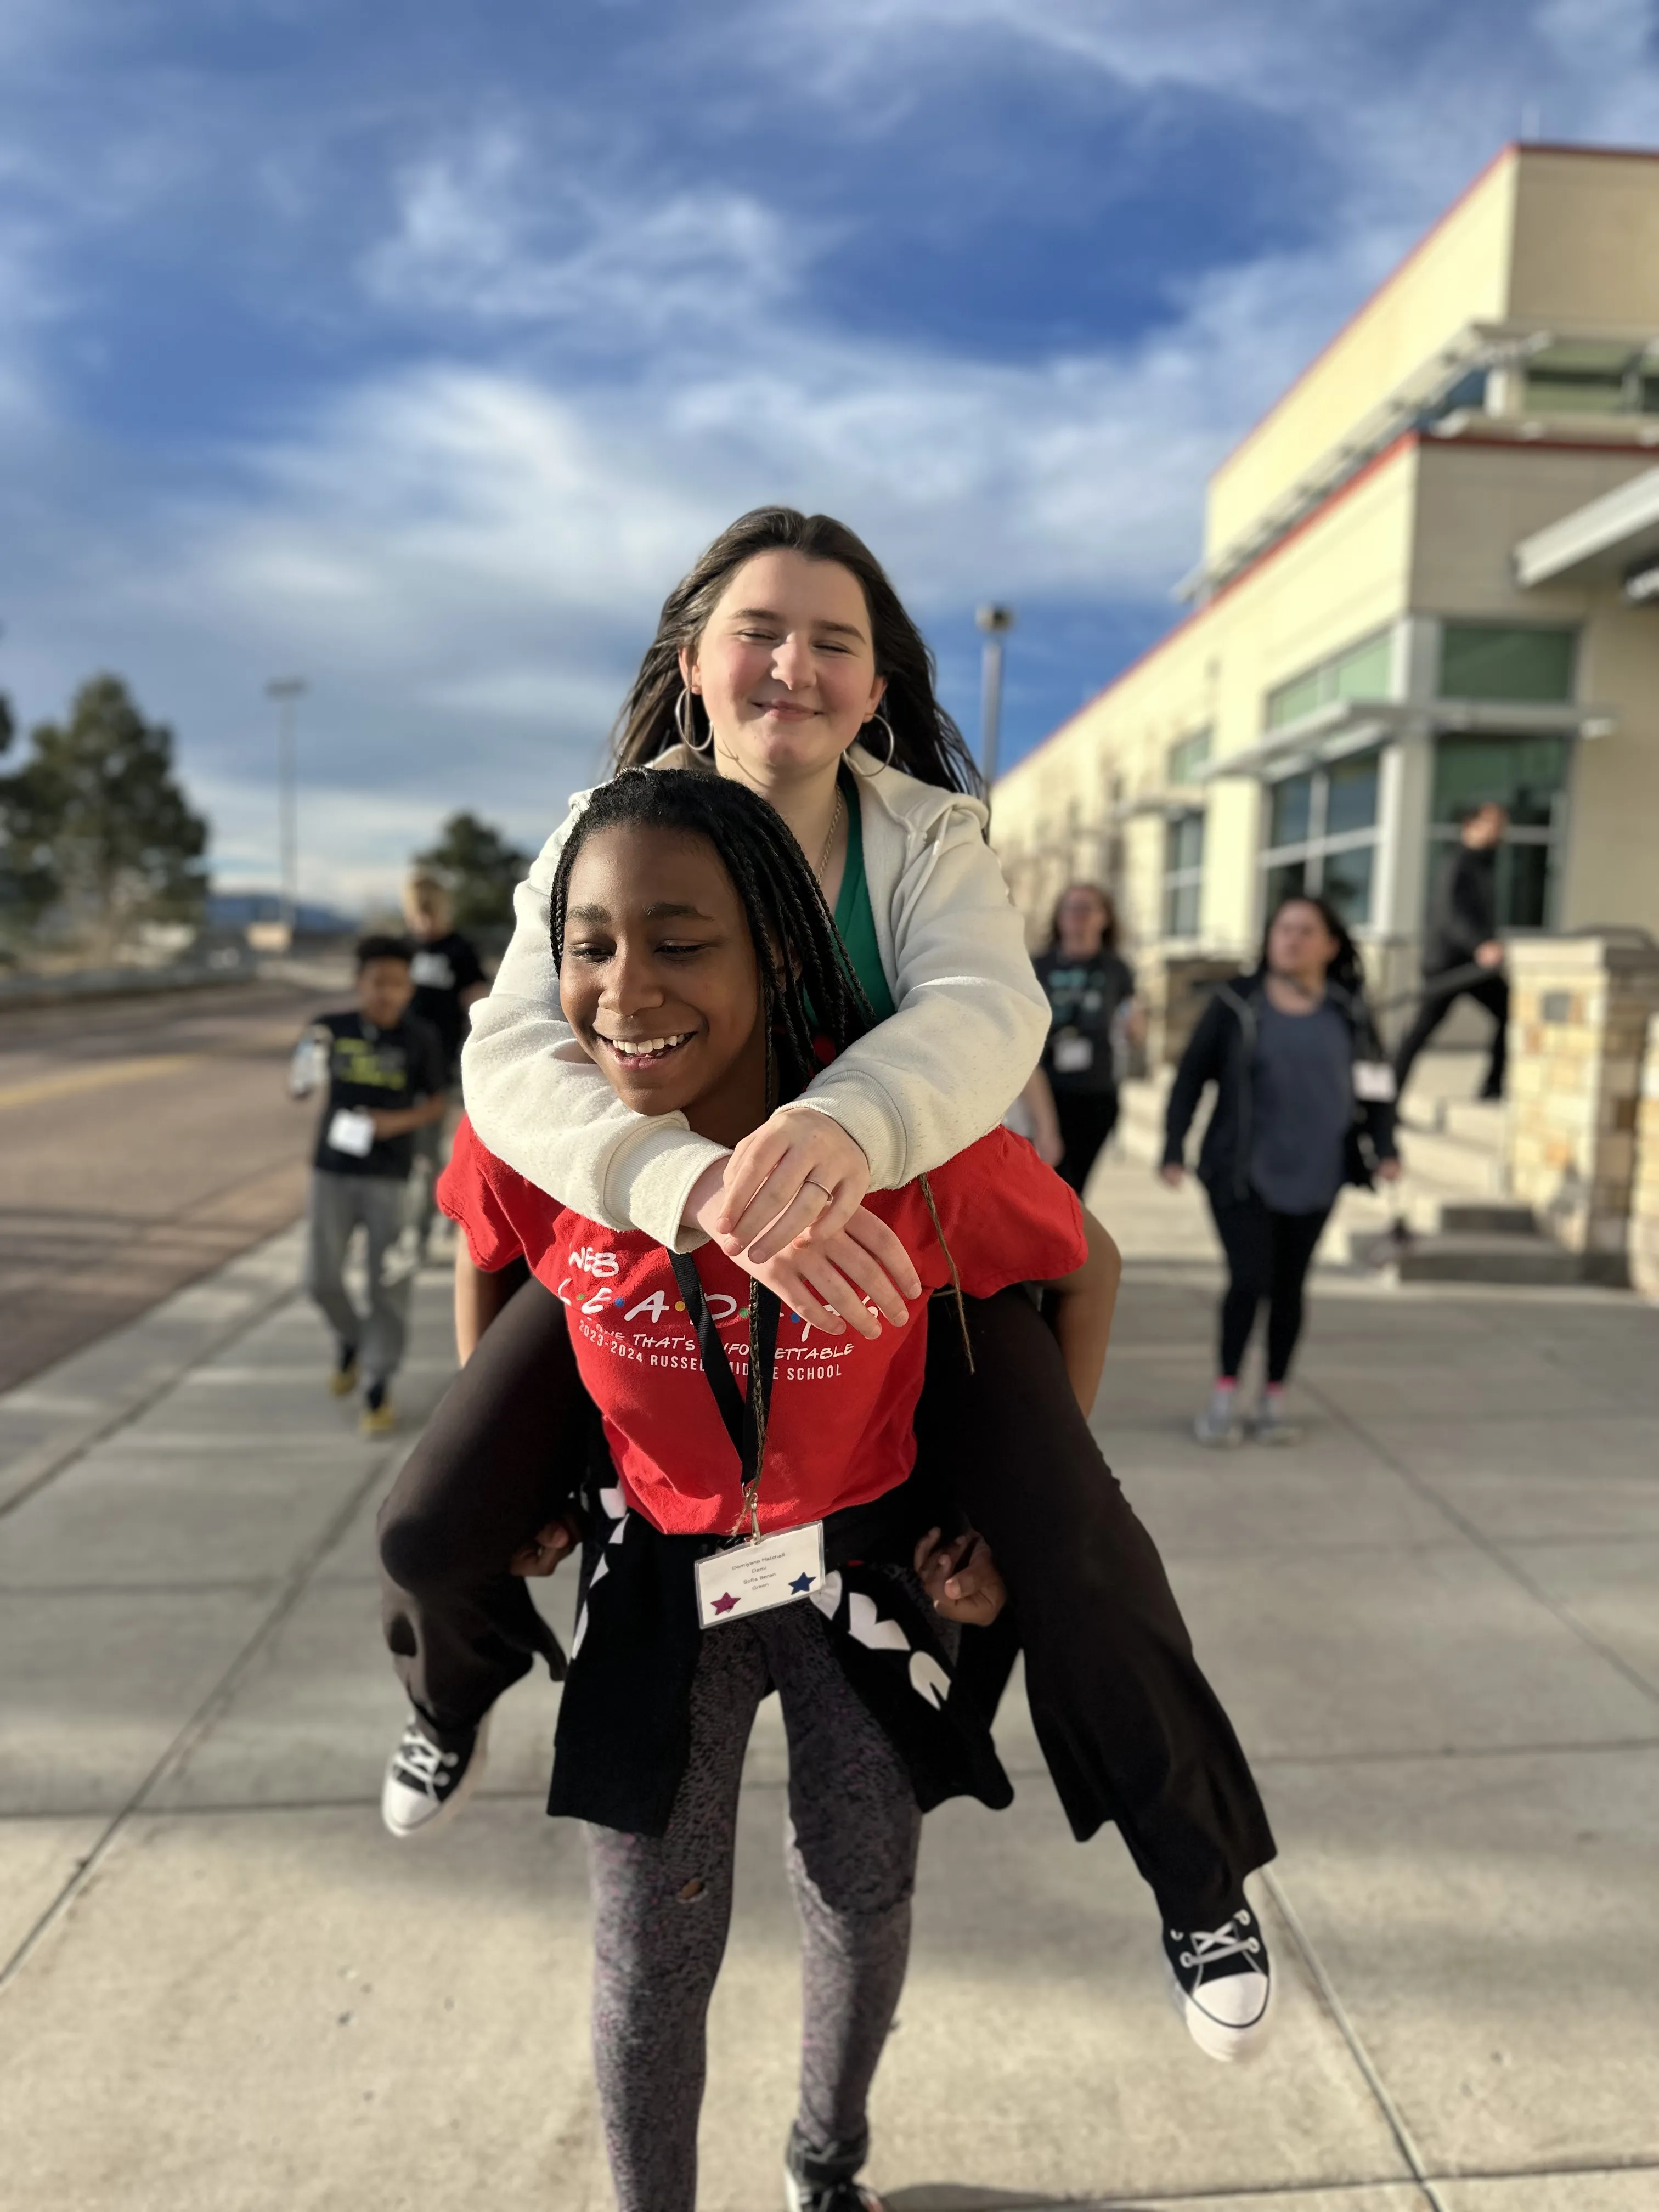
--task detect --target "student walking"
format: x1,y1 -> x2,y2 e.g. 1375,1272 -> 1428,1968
290,935 -> 447,1434
410,769 -> 1117,2211
1393,800 -> 1510,1105
1163,895 -> 1399,1447
402,872 -> 487,1260
1033,882 -> 1141,1195
383,508 -> 1278,2074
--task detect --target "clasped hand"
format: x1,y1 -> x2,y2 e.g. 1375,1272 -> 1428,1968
687,1108 -> 921,1340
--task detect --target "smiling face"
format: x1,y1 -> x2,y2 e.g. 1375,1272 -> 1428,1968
558,822 -> 767,1147
681,548 -> 887,795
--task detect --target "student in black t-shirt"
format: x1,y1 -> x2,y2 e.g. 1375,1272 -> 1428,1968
289,935 -> 448,1433
1032,883 -> 1142,1197
402,874 -> 488,1261
1393,802 -> 1509,1105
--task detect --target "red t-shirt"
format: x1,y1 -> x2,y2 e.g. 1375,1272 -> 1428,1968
439,1118 -> 1086,1538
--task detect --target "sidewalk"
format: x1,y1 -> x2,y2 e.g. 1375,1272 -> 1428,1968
1,1163 -> 1656,2210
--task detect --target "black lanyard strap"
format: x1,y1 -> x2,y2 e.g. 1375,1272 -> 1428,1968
668,1253 -> 781,1508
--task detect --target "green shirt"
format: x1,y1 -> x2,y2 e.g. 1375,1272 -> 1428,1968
833,784 -> 898,1024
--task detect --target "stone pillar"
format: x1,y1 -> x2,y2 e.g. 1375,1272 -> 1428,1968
1630,1011 -> 1659,1300
1504,936 -> 1659,1284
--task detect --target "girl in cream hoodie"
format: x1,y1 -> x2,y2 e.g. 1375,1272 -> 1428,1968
379,507 -> 1278,2067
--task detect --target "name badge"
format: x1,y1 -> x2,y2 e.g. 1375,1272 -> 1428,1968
1052,1033 -> 1094,1074
694,1522 -> 826,1630
1353,1060 -> 1398,1103
327,1107 -> 377,1157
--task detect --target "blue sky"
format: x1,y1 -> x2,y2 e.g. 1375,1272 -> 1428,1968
3,0 -> 1658,906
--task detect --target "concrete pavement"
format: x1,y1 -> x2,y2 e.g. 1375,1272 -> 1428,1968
0,977 -> 349,1391
1,1157 -> 1657,2210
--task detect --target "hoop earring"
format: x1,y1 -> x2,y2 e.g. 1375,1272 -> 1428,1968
854,711 -> 896,774
675,686 -> 713,755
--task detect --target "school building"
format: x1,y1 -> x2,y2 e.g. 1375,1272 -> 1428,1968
991,143 -> 1659,1031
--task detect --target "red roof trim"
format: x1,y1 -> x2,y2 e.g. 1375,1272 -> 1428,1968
1007,432 -> 1423,779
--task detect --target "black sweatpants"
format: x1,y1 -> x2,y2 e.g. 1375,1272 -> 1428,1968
1393,968 -> 1509,1099
1052,1087 -> 1119,1196
377,1279 -> 1275,1922
1206,1188 -> 1330,1386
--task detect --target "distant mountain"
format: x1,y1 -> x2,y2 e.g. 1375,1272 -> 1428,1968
207,890 -> 359,934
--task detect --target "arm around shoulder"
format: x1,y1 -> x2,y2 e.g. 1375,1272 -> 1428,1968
791,803 -> 1050,1188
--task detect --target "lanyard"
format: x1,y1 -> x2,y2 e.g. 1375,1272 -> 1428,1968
668,1253 -> 781,1537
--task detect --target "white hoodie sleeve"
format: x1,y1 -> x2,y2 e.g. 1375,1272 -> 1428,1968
771,800 -> 1051,1187
461,782 -> 1050,1248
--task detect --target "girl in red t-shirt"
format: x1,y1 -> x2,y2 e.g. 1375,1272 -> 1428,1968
404,768 -> 1119,2212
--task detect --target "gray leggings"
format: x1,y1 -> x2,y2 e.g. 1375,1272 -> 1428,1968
585,1599 -> 922,2212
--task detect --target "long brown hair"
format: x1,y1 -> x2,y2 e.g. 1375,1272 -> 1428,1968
1047,882 -> 1118,955
610,506 -> 983,798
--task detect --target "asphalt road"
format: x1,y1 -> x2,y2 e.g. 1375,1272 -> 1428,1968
0,976 -> 349,1393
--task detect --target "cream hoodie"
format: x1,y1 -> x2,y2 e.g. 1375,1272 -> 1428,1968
461,742 -> 1049,1252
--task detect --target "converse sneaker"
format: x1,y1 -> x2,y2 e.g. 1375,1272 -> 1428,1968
783,2126 -> 884,2211
1193,1382 -> 1244,1448
1252,1388 -> 1302,1446
381,1714 -> 489,1838
1163,1903 -> 1273,2062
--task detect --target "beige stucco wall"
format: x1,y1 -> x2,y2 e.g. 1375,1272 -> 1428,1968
1508,149 -> 1659,332
992,440 -> 1418,959
1203,154 -> 1516,564
1206,148 -> 1659,570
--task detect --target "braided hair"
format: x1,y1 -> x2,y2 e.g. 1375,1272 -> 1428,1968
550,768 -> 876,1493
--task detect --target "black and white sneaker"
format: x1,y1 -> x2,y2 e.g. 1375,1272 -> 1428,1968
1163,1902 -> 1273,2062
380,1713 -> 489,1839
782,2126 -> 884,2211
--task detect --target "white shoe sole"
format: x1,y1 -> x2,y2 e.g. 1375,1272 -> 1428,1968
1164,1954 -> 1274,2063
1193,1421 -> 1244,1448
782,2163 -> 882,2210
381,1712 -> 492,1840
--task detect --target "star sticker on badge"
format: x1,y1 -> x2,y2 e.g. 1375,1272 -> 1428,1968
788,1571 -> 814,1594
711,1592 -> 738,1615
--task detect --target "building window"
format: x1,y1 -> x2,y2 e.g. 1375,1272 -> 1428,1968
1427,733 -> 1571,931
1163,810 -> 1205,938
1265,631 -> 1392,730
1260,749 -> 1381,927
1438,623 -> 1576,703
1522,342 -> 1659,418
1166,727 -> 1212,785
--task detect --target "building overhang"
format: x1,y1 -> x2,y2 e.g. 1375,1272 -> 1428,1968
1113,789 -> 1207,823
1513,465 -> 1659,589
1196,696 -> 1615,784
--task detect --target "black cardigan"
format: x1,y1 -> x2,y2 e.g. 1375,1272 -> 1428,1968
1162,973 -> 1398,1204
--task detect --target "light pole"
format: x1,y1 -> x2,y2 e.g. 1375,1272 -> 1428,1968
975,605 -> 1016,789
265,678 -> 307,941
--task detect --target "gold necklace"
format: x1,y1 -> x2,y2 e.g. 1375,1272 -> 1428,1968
815,787 -> 844,884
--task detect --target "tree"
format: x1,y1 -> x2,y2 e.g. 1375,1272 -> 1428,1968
0,676 -> 209,952
414,810 -> 531,943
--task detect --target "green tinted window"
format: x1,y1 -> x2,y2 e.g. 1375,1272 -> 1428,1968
1430,734 -> 1569,827
1266,629 -> 1391,729
1167,727 -> 1212,783
1268,774 -> 1312,848
1325,752 -> 1379,837
1439,624 -> 1576,703
1266,669 -> 1322,729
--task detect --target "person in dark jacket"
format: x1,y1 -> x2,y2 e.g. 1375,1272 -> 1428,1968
1392,802 -> 1509,1104
1162,894 -> 1400,1447
1032,882 -> 1143,1195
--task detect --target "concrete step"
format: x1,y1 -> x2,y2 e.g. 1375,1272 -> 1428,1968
1393,1232 -> 1582,1286
1436,1201 -> 1538,1235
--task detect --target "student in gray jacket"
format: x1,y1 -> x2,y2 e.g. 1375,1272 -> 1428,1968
1163,894 -> 1400,1447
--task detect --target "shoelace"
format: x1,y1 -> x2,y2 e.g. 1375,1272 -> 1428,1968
393,1729 -> 459,1799
1175,1912 -> 1262,1977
